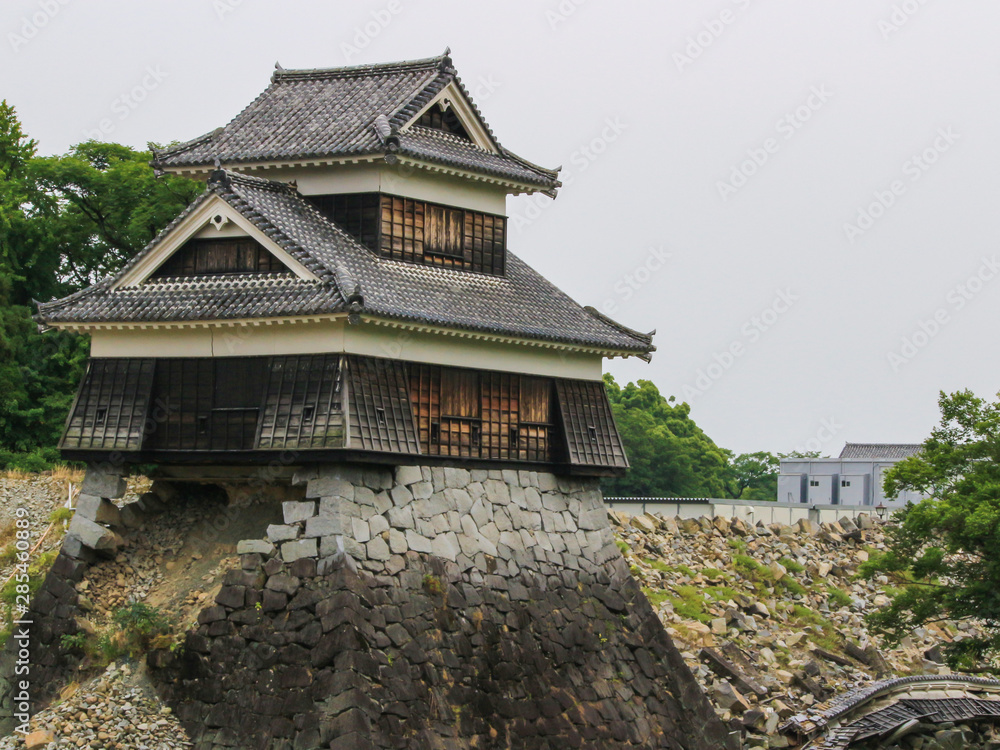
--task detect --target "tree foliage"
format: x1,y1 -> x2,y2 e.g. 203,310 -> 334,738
862,389 -> 1000,668
602,375 -> 733,498
0,101 -> 201,463
727,451 -> 779,501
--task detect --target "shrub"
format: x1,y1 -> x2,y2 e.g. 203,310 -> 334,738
779,556 -> 806,574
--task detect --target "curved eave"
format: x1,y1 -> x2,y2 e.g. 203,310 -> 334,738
35,312 -> 653,360
151,152 -> 560,195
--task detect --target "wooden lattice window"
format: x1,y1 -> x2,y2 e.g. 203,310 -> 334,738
307,193 -> 381,251
555,380 -> 628,469
61,359 -> 155,451
152,238 -> 290,278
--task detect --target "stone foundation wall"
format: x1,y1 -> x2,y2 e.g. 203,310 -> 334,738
150,464 -> 734,749
258,465 -> 617,578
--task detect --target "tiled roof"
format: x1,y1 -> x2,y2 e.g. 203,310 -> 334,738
150,52 -> 560,192
839,443 -> 923,460
35,171 -> 654,356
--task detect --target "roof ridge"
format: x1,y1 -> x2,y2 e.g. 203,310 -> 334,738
272,51 -> 451,83
583,306 -> 656,347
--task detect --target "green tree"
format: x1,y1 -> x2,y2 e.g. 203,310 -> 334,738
0,103 -> 201,461
602,375 -> 731,498
727,451 -> 779,501
862,389 -> 1000,668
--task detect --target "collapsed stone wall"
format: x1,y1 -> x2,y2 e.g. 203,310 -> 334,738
149,464 -> 736,750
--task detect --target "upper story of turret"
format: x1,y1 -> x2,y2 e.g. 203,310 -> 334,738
150,51 -> 559,276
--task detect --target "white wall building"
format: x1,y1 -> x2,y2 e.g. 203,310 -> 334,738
778,443 -> 927,508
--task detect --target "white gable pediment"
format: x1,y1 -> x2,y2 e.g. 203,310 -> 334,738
114,194 -> 320,289
401,81 -> 498,153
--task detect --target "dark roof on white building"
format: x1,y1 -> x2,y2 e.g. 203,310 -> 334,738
149,52 -> 560,193
35,171 -> 654,356
838,443 -> 923,460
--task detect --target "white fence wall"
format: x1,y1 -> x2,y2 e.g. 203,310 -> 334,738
604,498 -> 876,526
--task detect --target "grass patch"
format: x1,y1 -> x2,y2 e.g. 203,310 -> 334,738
779,556 -> 806,574
827,586 -> 852,609
789,604 -> 840,652
727,539 -> 747,552
644,559 -> 695,578
667,585 -> 714,624
701,568 -> 731,581
776,577 -> 808,597
48,507 -> 74,526
733,554 -> 765,577
615,540 -> 630,554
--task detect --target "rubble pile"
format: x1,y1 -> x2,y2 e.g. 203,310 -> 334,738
0,661 -> 190,749
611,511 -> 987,748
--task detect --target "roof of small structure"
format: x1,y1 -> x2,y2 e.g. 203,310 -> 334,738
149,51 -> 560,193
838,443 -> 923,460
35,170 -> 654,357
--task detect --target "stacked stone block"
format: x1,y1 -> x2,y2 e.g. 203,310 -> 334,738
149,463 -> 734,750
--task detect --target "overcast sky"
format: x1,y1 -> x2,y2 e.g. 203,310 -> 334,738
4,0 -> 999,456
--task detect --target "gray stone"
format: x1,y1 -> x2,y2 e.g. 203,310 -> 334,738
304,515 -> 341,538
237,539 -> 275,556
410,481 -> 434,500
363,467 -> 393,490
61,535 -> 96,561
518,470 -> 537,487
405,529 -> 433,554
306,476 -> 355,500
369,515 -> 389,536
387,505 -> 415,530
366,536 -> 391,561
371,491 -> 392,515
431,467 -> 447,492
283,501 -> 316,524
394,465 -> 423,487
484,480 -> 511,506
267,524 -> 299,544
388,529 -> 408,555
81,468 -> 127,499
431,513 -> 450,535
281,538 -> 317,562
480,522 -> 500,545
470,469 -> 489,482
318,496 -> 343,517
76,494 -> 122,527
351,517 -> 371,543
431,532 -> 461,561
508,485 -> 526,508
444,467 -> 471,488
353,485 -> 376,507
537,473 -> 558,491
319,535 -> 344,558
118,502 -> 144,530
415,494 -> 451,519
540,492 -> 566,513
443,488 -> 473,514
67,515 -> 118,552
265,574 -> 300,595
469,499 -> 491,528
389,484 -> 413,507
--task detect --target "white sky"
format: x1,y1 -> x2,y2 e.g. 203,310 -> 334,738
4,0 -> 1000,455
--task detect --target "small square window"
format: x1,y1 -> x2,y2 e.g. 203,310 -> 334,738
95,408 -> 107,426
375,408 -> 387,427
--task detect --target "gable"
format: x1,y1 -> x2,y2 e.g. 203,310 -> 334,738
402,81 -> 497,153
415,103 -> 473,141
151,237 -> 293,278
114,194 -> 320,288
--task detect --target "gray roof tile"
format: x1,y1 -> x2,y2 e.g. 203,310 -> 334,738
839,443 -> 923,460
150,52 -> 560,191
36,171 -> 654,356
